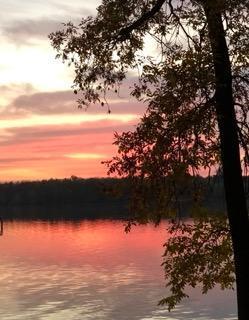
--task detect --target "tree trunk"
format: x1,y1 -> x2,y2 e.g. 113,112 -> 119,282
203,2 -> 249,319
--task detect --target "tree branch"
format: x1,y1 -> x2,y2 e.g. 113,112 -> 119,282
118,0 -> 166,40
168,0 -> 198,47
236,124 -> 249,166
233,75 -> 249,86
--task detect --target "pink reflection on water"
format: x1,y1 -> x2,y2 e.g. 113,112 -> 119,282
0,220 -> 168,271
0,219 -> 237,320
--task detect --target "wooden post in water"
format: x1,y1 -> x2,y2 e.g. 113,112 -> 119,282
0,217 -> 3,236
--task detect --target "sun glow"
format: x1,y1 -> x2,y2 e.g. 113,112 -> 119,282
65,153 -> 107,159
0,43 -> 72,92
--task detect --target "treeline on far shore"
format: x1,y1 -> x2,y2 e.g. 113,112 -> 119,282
0,175 -> 240,220
0,177 -> 128,206
0,177 -> 131,219
0,175 -> 226,205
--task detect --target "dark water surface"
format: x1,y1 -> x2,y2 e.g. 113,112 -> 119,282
0,220 -> 236,319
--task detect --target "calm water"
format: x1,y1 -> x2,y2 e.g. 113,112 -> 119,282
0,219 -> 237,320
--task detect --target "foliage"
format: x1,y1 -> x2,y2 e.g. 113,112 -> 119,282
49,0 -> 249,215
160,217 -> 234,310
49,0 -> 249,310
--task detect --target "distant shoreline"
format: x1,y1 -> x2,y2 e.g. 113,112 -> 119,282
0,176 -> 229,219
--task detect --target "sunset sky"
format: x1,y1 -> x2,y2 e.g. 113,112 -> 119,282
0,0 -> 145,181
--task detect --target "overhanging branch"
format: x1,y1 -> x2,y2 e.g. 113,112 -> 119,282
118,0 -> 166,40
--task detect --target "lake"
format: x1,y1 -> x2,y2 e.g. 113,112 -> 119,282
0,219 -> 237,320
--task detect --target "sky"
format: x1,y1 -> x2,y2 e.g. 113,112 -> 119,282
0,0 -> 145,181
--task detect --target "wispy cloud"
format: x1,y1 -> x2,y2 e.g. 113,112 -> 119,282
0,120 -> 136,145
1,89 -> 145,117
1,19 -> 63,45
0,0 -> 100,45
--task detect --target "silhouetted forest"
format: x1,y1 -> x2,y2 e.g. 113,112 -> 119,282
0,177 -> 129,206
0,177 -> 130,220
0,175 -> 233,220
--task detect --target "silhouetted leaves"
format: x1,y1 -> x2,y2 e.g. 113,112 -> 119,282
49,0 -> 249,312
160,217 -> 234,310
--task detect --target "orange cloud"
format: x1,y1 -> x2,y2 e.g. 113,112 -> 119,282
0,118 -> 137,181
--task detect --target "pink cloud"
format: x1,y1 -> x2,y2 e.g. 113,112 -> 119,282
0,119 -> 136,181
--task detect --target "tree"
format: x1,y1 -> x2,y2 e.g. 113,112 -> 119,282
50,1 -> 249,319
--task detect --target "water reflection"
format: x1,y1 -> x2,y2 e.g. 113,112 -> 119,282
0,220 -> 236,320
